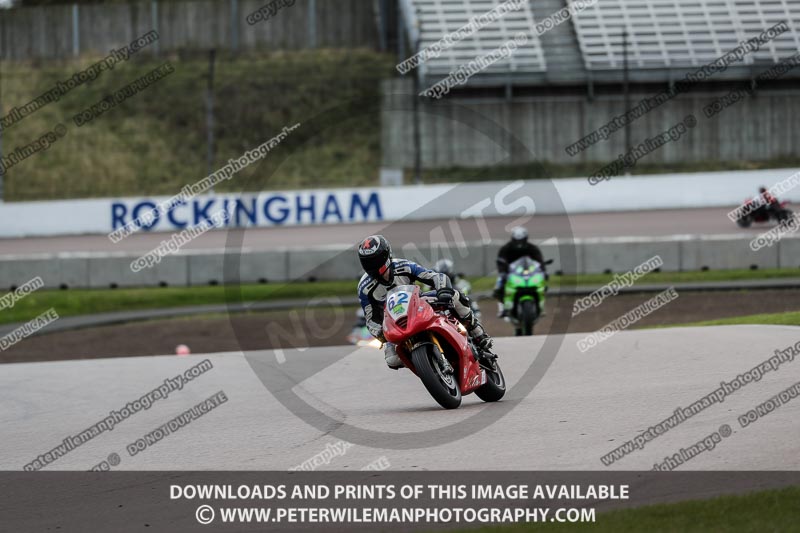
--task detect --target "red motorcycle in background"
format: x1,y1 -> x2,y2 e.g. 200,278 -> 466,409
382,285 -> 505,409
735,198 -> 793,227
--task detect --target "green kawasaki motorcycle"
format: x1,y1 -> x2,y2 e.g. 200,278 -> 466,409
503,257 -> 551,336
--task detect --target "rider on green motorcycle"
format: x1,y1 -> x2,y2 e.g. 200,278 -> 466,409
492,226 -> 547,318
502,257 -> 548,335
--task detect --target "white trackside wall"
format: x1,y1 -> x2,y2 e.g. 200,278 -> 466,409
1,168 -> 799,238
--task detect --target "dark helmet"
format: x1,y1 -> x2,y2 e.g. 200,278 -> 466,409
759,186 -> 768,194
434,258 -> 455,279
357,235 -> 393,282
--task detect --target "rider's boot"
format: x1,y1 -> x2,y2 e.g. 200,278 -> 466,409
384,343 -> 404,370
466,316 -> 494,355
496,301 -> 508,319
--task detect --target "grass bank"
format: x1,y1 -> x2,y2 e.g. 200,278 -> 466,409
468,486 -> 800,533
657,310 -> 800,328
2,49 -> 392,201
4,50 -> 800,201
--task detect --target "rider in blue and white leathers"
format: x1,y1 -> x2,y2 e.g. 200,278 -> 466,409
356,235 -> 493,369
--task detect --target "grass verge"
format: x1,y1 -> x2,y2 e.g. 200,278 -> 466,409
469,486 -> 800,533
0,279 -> 357,325
656,311 -> 800,328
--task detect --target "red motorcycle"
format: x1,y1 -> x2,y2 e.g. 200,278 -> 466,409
383,285 -> 505,409
735,198 -> 793,227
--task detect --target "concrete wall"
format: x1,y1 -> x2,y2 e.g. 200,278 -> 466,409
1,235 -> 796,290
382,79 -> 800,168
7,172 -> 800,238
0,0 -> 378,60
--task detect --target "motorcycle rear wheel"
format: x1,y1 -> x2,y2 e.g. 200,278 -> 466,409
411,343 -> 462,409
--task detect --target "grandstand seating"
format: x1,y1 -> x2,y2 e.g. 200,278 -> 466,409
399,0 -> 548,84
399,0 -> 800,87
570,0 -> 800,70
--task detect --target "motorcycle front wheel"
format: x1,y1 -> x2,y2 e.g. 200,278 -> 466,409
520,300 -> 536,336
411,343 -> 462,409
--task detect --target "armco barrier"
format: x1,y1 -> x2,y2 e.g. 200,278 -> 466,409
0,255 -> 63,289
398,242 -> 486,278
538,241 -> 580,275
239,251 -> 290,284
581,237 -> 680,273
59,254 -> 91,288
484,240 -> 582,275
88,254 -> 189,288
187,252 -> 231,286
287,246 -> 362,282
482,242 -> 503,277
681,235 -> 780,271
778,237 -> 800,269
187,250 -> 291,285
0,236 -> 797,290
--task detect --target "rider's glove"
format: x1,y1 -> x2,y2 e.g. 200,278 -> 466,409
436,287 -> 455,304
492,287 -> 503,301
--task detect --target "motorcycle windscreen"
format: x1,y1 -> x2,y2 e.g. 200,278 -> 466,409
385,285 -> 417,322
510,256 -> 543,273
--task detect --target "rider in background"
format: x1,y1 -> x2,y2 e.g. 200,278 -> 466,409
357,235 -> 494,369
434,258 -> 482,319
354,308 -> 367,328
752,186 -> 779,218
492,226 -> 546,317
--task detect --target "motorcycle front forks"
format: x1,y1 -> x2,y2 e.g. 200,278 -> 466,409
429,334 -> 454,374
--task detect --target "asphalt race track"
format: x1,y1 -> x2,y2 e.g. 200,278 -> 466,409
0,208 -> 756,255
2,325 -> 798,471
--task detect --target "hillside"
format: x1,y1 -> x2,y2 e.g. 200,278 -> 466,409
1,49 -> 392,201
